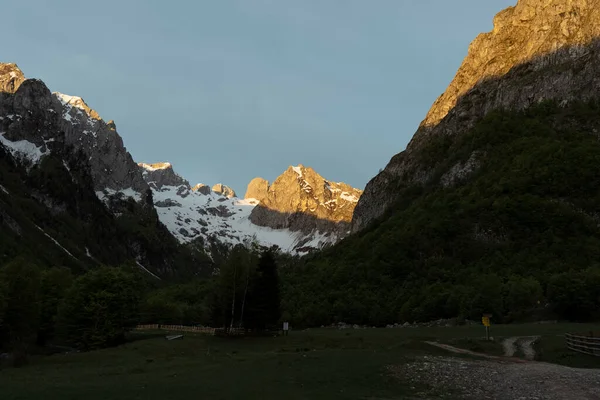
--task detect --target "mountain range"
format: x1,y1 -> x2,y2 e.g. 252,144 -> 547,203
3,0 -> 600,328
0,66 -> 362,278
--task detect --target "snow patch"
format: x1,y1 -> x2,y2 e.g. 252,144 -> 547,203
35,225 -> 78,260
54,93 -> 87,110
340,192 -> 359,203
0,133 -> 47,164
136,261 -> 161,280
292,165 -> 303,177
0,185 -> 9,195
96,187 -> 142,203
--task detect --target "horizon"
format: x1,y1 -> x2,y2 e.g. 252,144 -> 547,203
2,0 -> 515,194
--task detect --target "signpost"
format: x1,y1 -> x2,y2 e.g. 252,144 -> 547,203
283,321 -> 289,336
482,314 -> 492,340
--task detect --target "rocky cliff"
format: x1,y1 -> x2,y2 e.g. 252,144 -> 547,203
139,162 -> 190,190
0,63 -> 210,277
0,63 -> 148,200
353,0 -> 600,232
247,165 -> 362,245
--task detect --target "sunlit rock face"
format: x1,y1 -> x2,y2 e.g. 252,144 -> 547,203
247,165 -> 363,240
136,162 -> 361,254
212,183 -> 236,199
0,63 -> 25,93
353,0 -> 600,232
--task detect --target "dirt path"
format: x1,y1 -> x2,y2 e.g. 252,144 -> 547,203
425,341 -> 525,362
391,356 -> 600,399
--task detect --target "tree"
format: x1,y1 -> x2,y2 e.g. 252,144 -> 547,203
57,267 -> 142,350
0,258 -> 41,361
245,251 -> 281,331
210,246 -> 255,330
37,267 -> 73,346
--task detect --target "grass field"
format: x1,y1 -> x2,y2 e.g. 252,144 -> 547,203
2,323 -> 600,400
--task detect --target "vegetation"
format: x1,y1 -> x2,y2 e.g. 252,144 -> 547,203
280,100 -> 600,327
1,323 -> 599,399
0,145 -> 212,279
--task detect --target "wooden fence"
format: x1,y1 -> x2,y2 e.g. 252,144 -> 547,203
135,324 -> 215,335
565,333 -> 600,356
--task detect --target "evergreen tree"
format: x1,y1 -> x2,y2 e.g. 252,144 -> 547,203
0,258 -> 41,361
245,251 -> 281,331
57,267 -> 142,350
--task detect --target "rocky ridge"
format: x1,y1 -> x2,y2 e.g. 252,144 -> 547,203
353,0 -> 600,232
138,162 -> 360,253
0,63 -> 361,255
247,165 -> 362,244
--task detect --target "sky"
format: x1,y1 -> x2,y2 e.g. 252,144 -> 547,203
1,0 -> 516,194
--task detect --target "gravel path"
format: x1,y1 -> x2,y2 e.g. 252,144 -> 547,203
391,356 -> 600,400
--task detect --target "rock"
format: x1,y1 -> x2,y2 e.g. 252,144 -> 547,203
192,183 -> 211,195
244,177 -> 269,201
248,165 -> 362,238
353,0 -> 600,232
0,66 -> 148,196
0,63 -> 25,93
212,183 -> 236,198
138,162 -> 190,190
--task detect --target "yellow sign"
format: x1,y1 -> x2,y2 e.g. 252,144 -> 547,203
482,316 -> 491,327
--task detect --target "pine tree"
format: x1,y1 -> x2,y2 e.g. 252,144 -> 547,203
245,251 -> 281,331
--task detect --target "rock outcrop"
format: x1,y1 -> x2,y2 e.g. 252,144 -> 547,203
139,162 -> 190,190
0,63 -> 25,94
248,165 -> 362,237
244,177 -> 269,201
192,183 -> 211,195
353,0 -> 600,232
212,183 -> 236,198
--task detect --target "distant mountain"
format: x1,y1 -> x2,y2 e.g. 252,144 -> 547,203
0,62 -> 363,273
137,162 -> 362,254
0,63 -> 209,278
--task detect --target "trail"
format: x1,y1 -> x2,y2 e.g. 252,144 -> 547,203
393,356 -> 600,400
424,341 -> 526,363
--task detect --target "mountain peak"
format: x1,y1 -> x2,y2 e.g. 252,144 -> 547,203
54,92 -> 101,120
0,63 -> 25,93
422,0 -> 600,128
212,183 -> 236,198
247,164 -> 362,236
138,162 -> 189,190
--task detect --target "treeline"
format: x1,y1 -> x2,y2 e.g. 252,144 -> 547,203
278,100 -> 600,327
0,246 -> 281,365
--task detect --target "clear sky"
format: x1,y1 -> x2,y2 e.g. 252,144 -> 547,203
2,0 -> 516,194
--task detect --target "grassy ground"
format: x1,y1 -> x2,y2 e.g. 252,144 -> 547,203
2,323 -> 600,400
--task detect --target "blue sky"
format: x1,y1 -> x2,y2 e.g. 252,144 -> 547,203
2,0 -> 515,193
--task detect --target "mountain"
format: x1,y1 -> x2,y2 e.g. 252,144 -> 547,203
0,62 -> 362,272
137,162 -> 362,254
283,0 -> 600,326
247,165 -> 362,251
353,0 -> 600,232
0,63 -> 210,278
